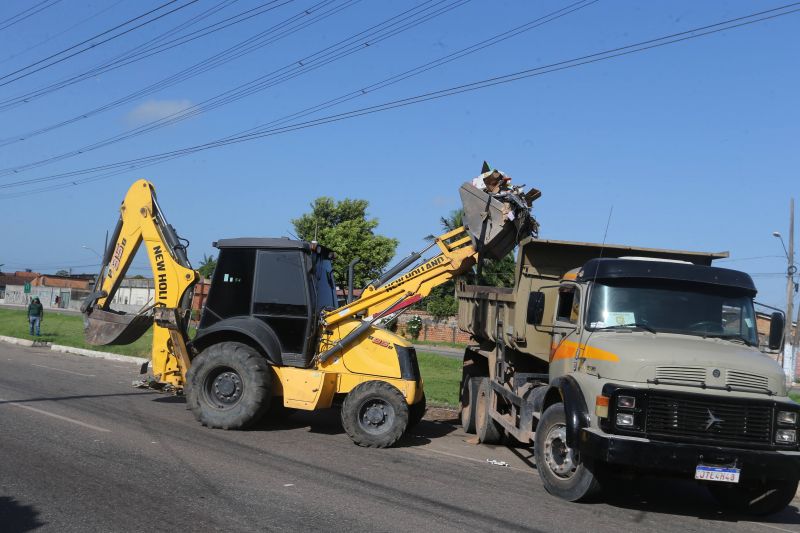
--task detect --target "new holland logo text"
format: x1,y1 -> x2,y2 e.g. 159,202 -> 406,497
153,245 -> 168,301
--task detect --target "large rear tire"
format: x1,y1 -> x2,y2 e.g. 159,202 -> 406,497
534,402 -> 601,502
708,478 -> 798,516
186,341 -> 272,430
475,378 -> 503,444
460,377 -> 481,434
341,380 -> 409,448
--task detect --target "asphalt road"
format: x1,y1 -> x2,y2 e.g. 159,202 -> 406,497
1,344 -> 799,533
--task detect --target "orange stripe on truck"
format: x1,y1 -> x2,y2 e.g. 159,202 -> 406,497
550,339 -> 620,362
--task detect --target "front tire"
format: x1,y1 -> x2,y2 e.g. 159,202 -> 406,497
341,381 -> 409,448
708,478 -> 798,516
534,402 -> 601,502
186,342 -> 272,430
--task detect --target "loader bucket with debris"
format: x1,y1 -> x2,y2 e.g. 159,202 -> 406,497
459,172 -> 540,260
84,307 -> 153,346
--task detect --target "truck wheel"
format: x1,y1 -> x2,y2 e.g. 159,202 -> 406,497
407,394 -> 427,429
460,377 -> 481,434
708,478 -> 798,515
341,381 -> 409,448
186,342 -> 272,430
534,402 -> 601,502
475,378 -> 503,444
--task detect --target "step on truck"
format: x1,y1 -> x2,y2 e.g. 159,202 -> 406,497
457,238 -> 799,515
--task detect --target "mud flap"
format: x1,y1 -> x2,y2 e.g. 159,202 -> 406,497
83,308 -> 153,345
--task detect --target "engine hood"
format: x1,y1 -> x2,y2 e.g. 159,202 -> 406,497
583,331 -> 786,396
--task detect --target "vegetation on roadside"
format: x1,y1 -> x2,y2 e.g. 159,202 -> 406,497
790,392 -> 800,404
0,308 -> 461,407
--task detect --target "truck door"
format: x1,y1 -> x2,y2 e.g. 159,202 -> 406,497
550,283 -> 582,376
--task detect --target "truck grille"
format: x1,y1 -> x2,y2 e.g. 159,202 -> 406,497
726,370 -> 769,391
645,393 -> 772,445
654,366 -> 705,383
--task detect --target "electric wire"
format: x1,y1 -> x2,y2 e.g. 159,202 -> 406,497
0,0 -> 62,32
0,0 -> 288,112
0,0 -> 472,173
0,0 -> 346,114
0,0 -> 199,88
0,0 -> 127,65
1,2 -> 797,199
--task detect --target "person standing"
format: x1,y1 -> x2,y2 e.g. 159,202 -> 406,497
28,297 -> 43,336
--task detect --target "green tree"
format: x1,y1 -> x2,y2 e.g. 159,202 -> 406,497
292,197 -> 397,289
55,269 -> 69,276
198,254 -> 217,279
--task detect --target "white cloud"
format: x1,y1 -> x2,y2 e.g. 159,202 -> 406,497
125,99 -> 192,126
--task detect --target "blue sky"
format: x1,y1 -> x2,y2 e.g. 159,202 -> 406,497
0,0 -> 797,312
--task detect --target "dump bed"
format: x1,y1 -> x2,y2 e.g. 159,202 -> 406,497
457,238 -> 728,362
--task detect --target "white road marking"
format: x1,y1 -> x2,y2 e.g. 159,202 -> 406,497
31,363 -> 96,377
0,397 -> 111,433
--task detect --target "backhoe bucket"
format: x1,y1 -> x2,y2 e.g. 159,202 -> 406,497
84,308 -> 153,346
459,183 -> 537,260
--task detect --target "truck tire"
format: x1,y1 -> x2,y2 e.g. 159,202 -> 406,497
186,341 -> 272,430
460,377 -> 481,434
407,394 -> 427,429
534,402 -> 601,502
475,378 -> 503,444
708,478 -> 799,516
341,380 -> 409,448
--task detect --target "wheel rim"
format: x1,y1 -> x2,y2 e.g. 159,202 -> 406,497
357,397 -> 395,435
543,423 -> 577,479
204,367 -> 243,409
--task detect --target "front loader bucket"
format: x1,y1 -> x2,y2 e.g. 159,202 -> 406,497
459,183 -> 536,260
84,308 -> 153,346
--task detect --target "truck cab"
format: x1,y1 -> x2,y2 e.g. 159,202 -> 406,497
458,238 -> 799,514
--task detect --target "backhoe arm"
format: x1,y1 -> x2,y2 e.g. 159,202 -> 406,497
82,179 -> 198,387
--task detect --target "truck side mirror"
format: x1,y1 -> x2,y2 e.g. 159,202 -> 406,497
768,311 -> 785,351
527,291 -> 545,325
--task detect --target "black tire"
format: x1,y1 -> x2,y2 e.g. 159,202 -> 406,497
460,377 -> 481,434
341,381 -> 409,448
185,341 -> 272,430
475,378 -> 503,444
708,478 -> 799,516
407,394 -> 427,429
534,402 -> 601,502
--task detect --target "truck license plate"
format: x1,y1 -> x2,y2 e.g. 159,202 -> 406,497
695,465 -> 740,483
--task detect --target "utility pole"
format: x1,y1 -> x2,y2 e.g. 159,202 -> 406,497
783,199 -> 795,370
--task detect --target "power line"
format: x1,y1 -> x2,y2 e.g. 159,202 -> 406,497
0,0 -> 342,115
0,0 -> 199,88
0,0 -> 62,32
0,0 -> 474,173
0,0 -> 126,65
1,2 -> 797,198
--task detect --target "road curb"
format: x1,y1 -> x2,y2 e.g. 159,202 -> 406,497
0,335 -> 36,347
49,344 -> 148,366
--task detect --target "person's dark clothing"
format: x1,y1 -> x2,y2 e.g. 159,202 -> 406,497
28,301 -> 43,318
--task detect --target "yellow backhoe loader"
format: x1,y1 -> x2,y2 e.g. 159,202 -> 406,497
82,166 -> 538,447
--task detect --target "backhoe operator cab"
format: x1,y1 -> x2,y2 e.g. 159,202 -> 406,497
192,238 -> 337,369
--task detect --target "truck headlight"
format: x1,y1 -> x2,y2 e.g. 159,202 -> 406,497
616,413 -> 634,427
776,429 -> 797,444
617,395 -> 636,409
777,411 -> 797,425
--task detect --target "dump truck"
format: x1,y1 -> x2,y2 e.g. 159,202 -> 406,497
81,166 -> 538,448
456,238 -> 799,515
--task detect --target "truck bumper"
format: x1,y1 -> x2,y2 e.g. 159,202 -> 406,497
579,428 -> 800,481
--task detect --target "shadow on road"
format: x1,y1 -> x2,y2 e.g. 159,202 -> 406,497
0,390 -> 159,405
0,496 -> 45,533
591,475 -> 800,526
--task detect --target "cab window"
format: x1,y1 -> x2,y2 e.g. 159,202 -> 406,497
556,285 -> 580,324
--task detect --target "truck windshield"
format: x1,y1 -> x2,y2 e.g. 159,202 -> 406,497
586,280 -> 758,346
